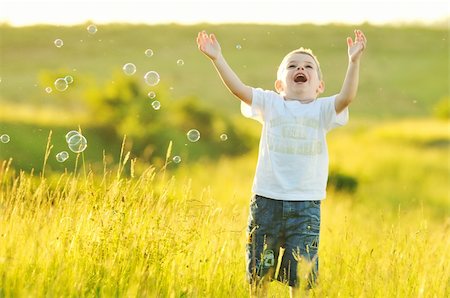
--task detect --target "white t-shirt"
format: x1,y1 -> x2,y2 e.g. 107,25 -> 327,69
241,88 -> 349,201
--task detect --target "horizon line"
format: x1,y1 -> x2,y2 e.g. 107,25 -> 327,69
1,17 -> 448,28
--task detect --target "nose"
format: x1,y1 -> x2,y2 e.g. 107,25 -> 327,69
297,66 -> 304,70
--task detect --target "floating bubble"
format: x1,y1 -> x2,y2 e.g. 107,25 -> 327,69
87,24 -> 97,34
147,91 -> 156,99
54,78 -> 68,92
172,156 -> 181,164
54,39 -> 64,48
64,75 -> 74,84
145,49 -> 154,57
220,134 -> 228,141
151,100 -> 161,110
56,151 -> 69,162
236,44 -> 242,50
177,59 -> 184,66
0,134 -> 10,143
186,129 -> 200,142
144,71 -> 160,86
65,130 -> 81,143
45,87 -> 53,93
67,134 -> 87,153
123,63 -> 136,76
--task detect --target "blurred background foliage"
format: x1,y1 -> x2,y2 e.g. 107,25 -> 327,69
0,23 -> 448,196
81,72 -> 255,165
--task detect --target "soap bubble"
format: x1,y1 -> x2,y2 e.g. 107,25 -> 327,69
56,151 -> 69,162
54,78 -> 68,91
172,156 -> 181,164
87,24 -> 97,34
145,49 -> 154,57
187,129 -> 200,142
147,91 -> 156,99
123,63 -> 136,76
54,39 -> 64,48
177,59 -> 184,66
220,134 -> 228,141
67,134 -> 87,153
64,75 -> 74,84
151,100 -> 161,110
144,71 -> 160,86
0,134 -> 10,143
236,44 -> 242,50
65,130 -> 81,143
45,87 -> 53,93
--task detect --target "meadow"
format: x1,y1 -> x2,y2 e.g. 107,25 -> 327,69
0,23 -> 449,297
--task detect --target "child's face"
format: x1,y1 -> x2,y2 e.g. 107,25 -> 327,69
275,53 -> 324,101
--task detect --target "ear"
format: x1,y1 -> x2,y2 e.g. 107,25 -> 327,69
274,80 -> 283,93
316,80 -> 325,94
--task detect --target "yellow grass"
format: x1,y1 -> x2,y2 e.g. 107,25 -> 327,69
0,119 -> 449,297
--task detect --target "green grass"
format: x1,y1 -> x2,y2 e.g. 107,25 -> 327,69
0,23 -> 448,118
1,23 -> 448,172
0,123 -> 121,173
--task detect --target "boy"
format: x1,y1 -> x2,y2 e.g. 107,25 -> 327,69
197,29 -> 367,297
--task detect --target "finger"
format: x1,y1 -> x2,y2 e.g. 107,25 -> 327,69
357,30 -> 364,42
347,37 -> 353,48
358,31 -> 367,49
360,31 -> 367,43
198,31 -> 204,40
359,30 -> 365,42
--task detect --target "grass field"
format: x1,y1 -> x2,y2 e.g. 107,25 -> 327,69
0,23 -> 449,297
0,23 -> 448,118
1,118 -> 448,297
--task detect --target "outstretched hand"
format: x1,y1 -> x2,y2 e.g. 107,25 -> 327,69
196,31 -> 221,61
347,29 -> 367,62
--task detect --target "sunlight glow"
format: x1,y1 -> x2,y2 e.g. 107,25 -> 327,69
1,0 -> 448,26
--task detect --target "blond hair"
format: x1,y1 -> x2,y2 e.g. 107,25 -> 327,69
277,47 -> 322,80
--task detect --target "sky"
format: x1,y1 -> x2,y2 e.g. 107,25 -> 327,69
0,0 -> 449,26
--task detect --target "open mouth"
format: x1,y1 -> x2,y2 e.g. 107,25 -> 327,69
294,73 -> 307,83
294,73 -> 308,83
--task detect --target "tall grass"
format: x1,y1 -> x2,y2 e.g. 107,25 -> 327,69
1,119 -> 449,297
0,157 -> 248,297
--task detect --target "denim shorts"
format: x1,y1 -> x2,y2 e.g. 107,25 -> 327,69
246,194 -> 321,288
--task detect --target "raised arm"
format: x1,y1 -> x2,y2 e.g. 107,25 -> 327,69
196,31 -> 252,105
335,29 -> 367,114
